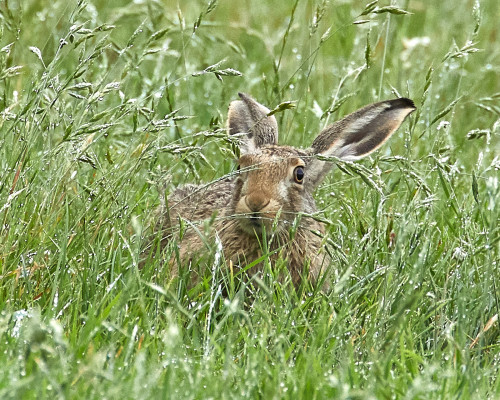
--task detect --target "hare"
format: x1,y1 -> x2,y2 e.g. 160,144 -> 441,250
155,93 -> 415,287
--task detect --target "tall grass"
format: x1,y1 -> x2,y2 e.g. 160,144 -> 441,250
0,0 -> 498,398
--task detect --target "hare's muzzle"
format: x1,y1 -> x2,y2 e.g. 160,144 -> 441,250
244,193 -> 270,230
234,191 -> 277,234
244,192 -> 270,213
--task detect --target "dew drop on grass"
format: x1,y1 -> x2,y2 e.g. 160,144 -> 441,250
10,310 -> 31,338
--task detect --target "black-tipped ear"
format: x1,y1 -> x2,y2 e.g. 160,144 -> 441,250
307,98 -> 415,187
312,98 -> 415,160
227,93 -> 278,154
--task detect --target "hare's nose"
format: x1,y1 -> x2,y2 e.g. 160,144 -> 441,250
245,193 -> 270,212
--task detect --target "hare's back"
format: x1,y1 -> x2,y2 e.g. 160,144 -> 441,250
167,177 -> 234,224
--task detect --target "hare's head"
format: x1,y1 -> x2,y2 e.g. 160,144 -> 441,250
227,93 -> 415,234
230,146 -> 311,234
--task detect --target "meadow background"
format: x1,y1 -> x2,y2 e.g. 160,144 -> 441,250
0,0 -> 499,398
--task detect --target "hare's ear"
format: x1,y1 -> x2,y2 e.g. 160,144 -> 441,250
307,98 -> 415,187
227,93 -> 278,154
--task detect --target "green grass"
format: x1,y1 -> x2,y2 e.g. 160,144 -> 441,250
0,0 -> 499,398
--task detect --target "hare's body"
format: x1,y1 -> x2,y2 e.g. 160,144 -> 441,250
164,147 -> 327,285
156,93 -> 415,286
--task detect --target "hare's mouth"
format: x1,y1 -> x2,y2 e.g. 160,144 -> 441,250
249,213 -> 261,224
244,213 -> 263,230
238,212 -> 284,236
236,212 -> 265,234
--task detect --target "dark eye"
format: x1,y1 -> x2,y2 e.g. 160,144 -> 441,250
293,166 -> 305,184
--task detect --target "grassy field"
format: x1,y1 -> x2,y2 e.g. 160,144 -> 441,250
0,0 -> 499,398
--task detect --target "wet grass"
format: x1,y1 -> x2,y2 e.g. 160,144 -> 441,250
0,0 -> 499,398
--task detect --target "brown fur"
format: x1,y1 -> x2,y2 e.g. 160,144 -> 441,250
149,93 -> 415,287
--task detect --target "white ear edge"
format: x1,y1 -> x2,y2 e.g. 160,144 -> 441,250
322,105 -> 388,160
313,98 -> 416,160
306,98 -> 415,187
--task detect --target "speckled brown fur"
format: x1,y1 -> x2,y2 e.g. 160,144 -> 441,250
149,93 -> 415,287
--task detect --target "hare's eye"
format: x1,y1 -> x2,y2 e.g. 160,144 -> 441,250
293,166 -> 305,184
